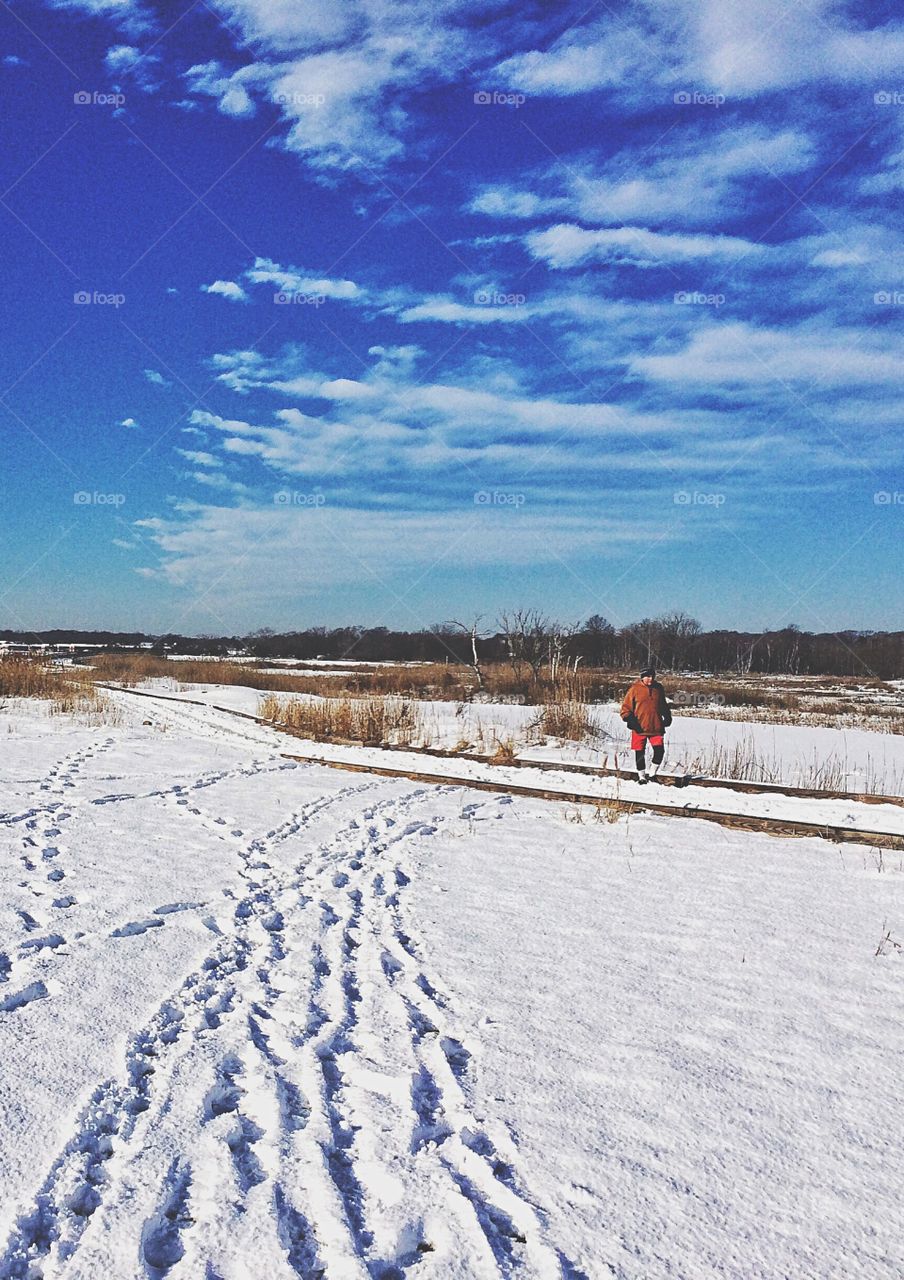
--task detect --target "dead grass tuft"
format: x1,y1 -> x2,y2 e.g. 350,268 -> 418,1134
258,693 -> 423,746
488,737 -> 518,765
0,656 -> 119,724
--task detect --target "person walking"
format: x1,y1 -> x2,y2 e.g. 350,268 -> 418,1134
620,667 -> 672,783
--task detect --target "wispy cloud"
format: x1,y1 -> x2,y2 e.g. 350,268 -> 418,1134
469,125 -> 816,230
493,2 -> 904,100
526,224 -> 768,269
202,279 -> 250,303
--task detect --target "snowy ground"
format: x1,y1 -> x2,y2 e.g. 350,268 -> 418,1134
139,678 -> 904,798
1,694 -> 902,1279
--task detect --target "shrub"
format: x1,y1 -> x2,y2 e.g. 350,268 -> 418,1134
258,693 -> 423,746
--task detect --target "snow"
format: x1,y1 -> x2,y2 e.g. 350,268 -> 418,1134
1,692 -> 902,1278
132,677 -> 904,797
105,684 -> 904,838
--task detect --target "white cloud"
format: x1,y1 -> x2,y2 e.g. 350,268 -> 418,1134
810,248 -> 866,268
495,22 -> 657,97
244,257 -> 361,299
143,368 -> 171,387
188,470 -> 251,495
397,297 -> 530,324
632,322 -> 904,388
526,223 -> 765,268
193,345 -> 814,493
136,500 -> 680,610
177,449 -> 221,467
104,43 -> 159,91
211,0 -> 352,51
119,416 -> 140,429
202,279 -> 250,303
468,189 -> 562,219
184,60 -> 260,118
469,125 -> 815,230
47,0 -> 151,36
177,2 -> 500,173
859,146 -> 904,195
493,2 -> 904,100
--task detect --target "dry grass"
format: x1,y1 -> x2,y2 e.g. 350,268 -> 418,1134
1,655 -> 78,699
258,693 -> 424,746
89,654 -> 610,718
537,699 -> 596,741
685,733 -> 903,794
87,654 -> 904,739
487,737 -> 518,765
91,653 -> 309,692
668,674 -> 903,731
0,656 -> 118,723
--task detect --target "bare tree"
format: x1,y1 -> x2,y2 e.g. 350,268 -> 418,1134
443,616 -> 488,691
655,612 -> 702,670
546,621 -> 581,679
499,609 -> 550,684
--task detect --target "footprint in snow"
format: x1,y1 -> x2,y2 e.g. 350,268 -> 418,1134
441,1036 -> 472,1079
111,919 -> 165,939
0,981 -> 50,1013
141,1159 -> 193,1278
19,934 -> 65,954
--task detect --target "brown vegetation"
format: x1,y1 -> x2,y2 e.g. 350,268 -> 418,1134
258,693 -> 423,747
0,656 -> 115,721
85,654 -> 902,733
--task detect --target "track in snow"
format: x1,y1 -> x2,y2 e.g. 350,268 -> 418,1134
0,745 -> 584,1278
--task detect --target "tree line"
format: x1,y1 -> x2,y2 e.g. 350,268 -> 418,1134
4,614 -> 904,678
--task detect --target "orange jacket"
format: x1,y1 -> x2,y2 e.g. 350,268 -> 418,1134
620,680 -> 672,735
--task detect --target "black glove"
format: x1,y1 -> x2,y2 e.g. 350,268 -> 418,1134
625,714 -> 641,732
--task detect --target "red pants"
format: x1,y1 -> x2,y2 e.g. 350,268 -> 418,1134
631,732 -> 664,751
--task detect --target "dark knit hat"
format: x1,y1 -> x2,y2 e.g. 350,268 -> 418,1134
639,666 -> 655,678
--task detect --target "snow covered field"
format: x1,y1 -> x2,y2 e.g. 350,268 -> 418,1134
1,694 -> 903,1279
139,677 -> 904,797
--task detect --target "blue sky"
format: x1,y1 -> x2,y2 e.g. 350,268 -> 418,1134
1,0 -> 902,635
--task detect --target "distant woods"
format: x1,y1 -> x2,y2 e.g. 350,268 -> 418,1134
4,612 -> 904,678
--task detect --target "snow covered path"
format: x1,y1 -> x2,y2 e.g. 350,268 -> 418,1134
102,685 -> 904,841
1,703 -> 903,1279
